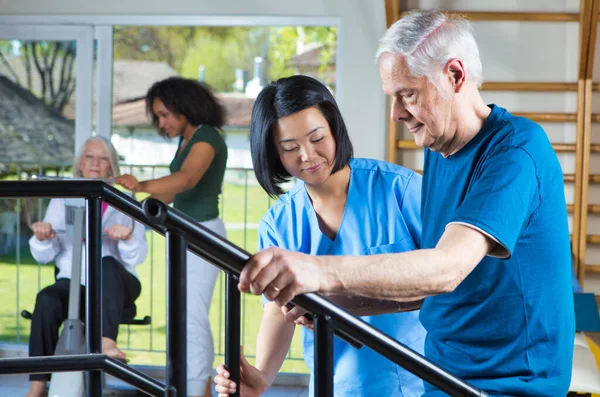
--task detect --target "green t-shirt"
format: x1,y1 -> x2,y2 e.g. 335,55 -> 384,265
169,125 -> 228,222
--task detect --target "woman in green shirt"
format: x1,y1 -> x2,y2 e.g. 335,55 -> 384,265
117,77 -> 227,397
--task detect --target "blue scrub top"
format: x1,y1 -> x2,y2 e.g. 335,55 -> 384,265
259,158 -> 426,397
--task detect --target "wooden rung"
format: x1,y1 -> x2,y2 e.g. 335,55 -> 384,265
553,143 -> 600,152
569,234 -> 600,243
586,265 -> 600,274
480,82 -> 578,91
563,174 -> 600,183
512,112 -> 576,122
401,11 -> 580,22
397,140 -> 600,153
567,204 -> 600,214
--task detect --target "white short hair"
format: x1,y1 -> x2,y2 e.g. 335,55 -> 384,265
376,10 -> 483,88
73,136 -> 121,178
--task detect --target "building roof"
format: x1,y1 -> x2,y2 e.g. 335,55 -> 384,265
289,43 -> 337,69
112,60 -> 178,104
0,75 -> 74,174
112,92 -> 254,128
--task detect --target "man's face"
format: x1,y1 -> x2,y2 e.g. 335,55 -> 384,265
379,53 -> 455,152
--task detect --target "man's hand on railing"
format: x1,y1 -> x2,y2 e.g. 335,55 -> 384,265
214,347 -> 269,397
239,246 -> 324,307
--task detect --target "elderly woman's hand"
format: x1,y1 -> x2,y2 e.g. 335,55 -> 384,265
104,225 -> 132,241
115,174 -> 141,191
31,222 -> 56,241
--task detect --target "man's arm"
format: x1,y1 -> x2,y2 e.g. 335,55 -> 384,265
240,223 -> 494,306
323,223 -> 493,300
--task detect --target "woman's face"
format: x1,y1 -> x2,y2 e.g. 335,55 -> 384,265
273,107 -> 337,187
79,140 -> 112,179
152,97 -> 188,138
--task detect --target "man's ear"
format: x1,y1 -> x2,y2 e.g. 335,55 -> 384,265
446,58 -> 466,93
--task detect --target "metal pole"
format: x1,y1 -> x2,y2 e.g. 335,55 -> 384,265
314,314 -> 334,397
225,273 -> 240,397
85,197 -> 103,397
166,231 -> 187,397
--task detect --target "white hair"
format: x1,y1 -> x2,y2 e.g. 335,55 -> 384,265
73,135 -> 121,178
375,10 -> 483,88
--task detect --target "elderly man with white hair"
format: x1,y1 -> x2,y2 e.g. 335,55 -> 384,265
236,9 -> 575,396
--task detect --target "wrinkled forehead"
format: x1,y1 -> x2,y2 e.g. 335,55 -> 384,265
379,54 -> 427,92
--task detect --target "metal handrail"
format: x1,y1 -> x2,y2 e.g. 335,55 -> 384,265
0,180 -> 488,397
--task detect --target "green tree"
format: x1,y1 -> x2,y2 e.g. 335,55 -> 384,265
0,40 -> 76,113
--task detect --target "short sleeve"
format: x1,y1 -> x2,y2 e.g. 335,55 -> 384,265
258,217 -> 281,305
192,126 -> 223,153
451,146 -> 540,258
257,217 -> 280,251
400,172 -> 422,249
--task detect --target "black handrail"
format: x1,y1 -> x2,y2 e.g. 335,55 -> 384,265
0,180 -> 489,397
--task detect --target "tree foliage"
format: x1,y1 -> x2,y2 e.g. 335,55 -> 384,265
0,40 -> 76,113
112,25 -> 337,93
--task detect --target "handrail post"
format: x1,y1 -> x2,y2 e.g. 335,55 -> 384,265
314,314 -> 334,397
166,231 -> 187,397
225,273 -> 241,397
85,197 -> 103,397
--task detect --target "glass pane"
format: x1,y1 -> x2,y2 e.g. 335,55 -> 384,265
0,39 -> 78,345
109,25 -> 337,370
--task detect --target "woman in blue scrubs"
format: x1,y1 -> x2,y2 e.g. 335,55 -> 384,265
214,75 -> 425,397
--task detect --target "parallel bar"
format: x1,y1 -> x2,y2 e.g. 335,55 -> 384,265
225,274 -> 241,397
85,197 -> 103,397
0,354 -> 165,397
166,231 -> 187,397
0,182 -> 487,397
141,198 -> 486,397
314,315 -> 334,397
103,357 -> 166,396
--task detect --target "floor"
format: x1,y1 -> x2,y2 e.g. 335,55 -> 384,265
0,373 -> 309,397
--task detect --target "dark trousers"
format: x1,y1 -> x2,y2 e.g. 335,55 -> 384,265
28,256 -> 141,381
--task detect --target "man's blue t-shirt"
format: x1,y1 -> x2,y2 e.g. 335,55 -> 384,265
420,105 -> 575,396
260,158 -> 426,397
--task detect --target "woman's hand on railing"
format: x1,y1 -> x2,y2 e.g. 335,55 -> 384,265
281,305 -> 314,331
31,221 -> 56,241
214,347 -> 269,397
115,174 -> 141,191
103,225 -> 133,241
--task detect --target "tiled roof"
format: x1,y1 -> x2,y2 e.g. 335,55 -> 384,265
111,93 -> 254,128
0,75 -> 74,173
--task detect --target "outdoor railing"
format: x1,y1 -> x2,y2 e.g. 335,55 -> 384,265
0,161 -> 306,369
0,179 -> 488,397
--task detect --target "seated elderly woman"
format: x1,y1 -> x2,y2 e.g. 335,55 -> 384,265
25,136 -> 148,397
